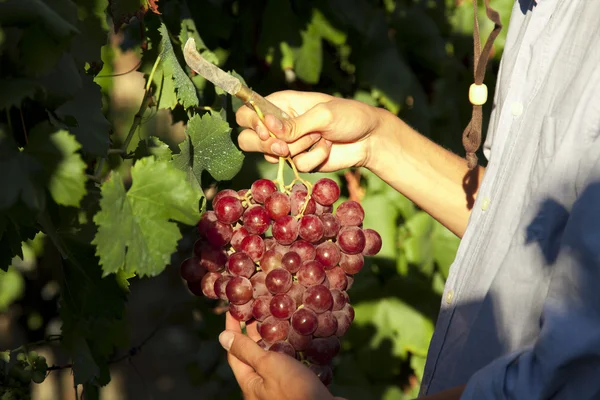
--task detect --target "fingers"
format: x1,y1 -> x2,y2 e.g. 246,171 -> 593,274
245,320 -> 261,342
265,102 -> 334,142
223,313 -> 263,395
291,138 -> 333,172
238,129 -> 322,159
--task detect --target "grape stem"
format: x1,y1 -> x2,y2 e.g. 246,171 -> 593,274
249,101 -> 313,198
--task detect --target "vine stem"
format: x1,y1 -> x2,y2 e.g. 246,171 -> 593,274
120,55 -> 161,154
248,101 -> 313,197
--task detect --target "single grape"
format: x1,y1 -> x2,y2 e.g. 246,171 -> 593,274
291,183 -> 307,192
269,341 -> 296,358
231,227 -> 250,251
197,211 -> 218,237
287,328 -> 313,351
273,243 -> 291,256
290,240 -> 316,262
196,244 -> 228,272
291,308 -> 318,335
230,300 -> 254,322
269,293 -> 296,319
206,220 -> 234,247
265,268 -> 293,294
309,364 -> 333,386
227,251 -> 255,278
315,203 -> 333,215
341,303 -> 355,322
226,276 -> 253,305
251,179 -> 278,204
324,266 -> 348,290
339,253 -> 364,275
335,200 -> 365,226
303,284 -> 333,313
331,289 -> 349,311
314,311 -> 338,337
272,215 -> 299,245
240,235 -> 266,261
305,336 -> 340,365
337,226 -> 366,254
297,260 -> 326,287
290,190 -> 317,216
333,312 -> 351,337
197,271 -> 221,298
281,251 -> 302,273
319,213 -> 341,239
250,272 -> 269,298
214,274 -> 232,300
265,192 -> 292,219
212,189 -> 238,209
252,295 -> 273,321
315,241 -> 341,270
259,316 -> 290,343
362,228 -> 383,256
259,249 -> 283,273
287,282 -> 305,305
312,178 -> 340,206
242,205 -> 271,235
346,274 -> 354,290
214,196 -> 244,224
264,237 -> 277,251
180,257 -> 207,282
299,215 -> 325,243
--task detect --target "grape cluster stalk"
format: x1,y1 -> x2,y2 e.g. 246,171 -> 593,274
180,177 -> 382,386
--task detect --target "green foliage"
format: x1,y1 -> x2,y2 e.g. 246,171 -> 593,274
0,0 -> 514,398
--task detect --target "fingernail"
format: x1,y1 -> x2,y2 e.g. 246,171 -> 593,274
309,133 -> 321,142
219,331 -> 234,351
325,139 -> 333,148
269,115 -> 283,132
255,124 -> 268,139
271,143 -> 284,156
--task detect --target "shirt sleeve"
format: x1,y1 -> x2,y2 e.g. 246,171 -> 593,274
460,180 -> 600,400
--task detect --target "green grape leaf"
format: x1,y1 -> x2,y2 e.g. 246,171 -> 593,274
0,266 -> 24,312
353,297 -> 435,358
53,74 -> 110,156
312,9 -> 346,45
92,156 -> 202,277
108,0 -> 147,31
70,0 -> 110,67
0,213 -> 39,272
27,130 -> 87,207
172,113 -> 244,186
133,136 -> 172,161
0,0 -> 79,40
295,23 -> 322,84
158,23 -> 199,109
0,79 -> 42,110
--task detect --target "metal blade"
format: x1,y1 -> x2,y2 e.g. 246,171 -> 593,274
183,38 -> 242,96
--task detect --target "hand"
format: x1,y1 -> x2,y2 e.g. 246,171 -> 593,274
235,90 -> 385,173
220,312 -> 339,400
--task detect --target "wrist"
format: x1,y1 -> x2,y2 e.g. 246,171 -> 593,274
363,107 -> 407,174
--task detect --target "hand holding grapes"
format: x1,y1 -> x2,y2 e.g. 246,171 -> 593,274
220,312 -> 343,400
235,90 -> 389,173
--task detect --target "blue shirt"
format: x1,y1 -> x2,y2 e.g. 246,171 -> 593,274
420,1 -> 600,398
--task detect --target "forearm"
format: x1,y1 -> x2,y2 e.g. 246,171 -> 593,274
367,108 -> 485,238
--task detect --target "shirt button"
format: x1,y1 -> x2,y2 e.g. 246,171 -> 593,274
481,196 -> 491,211
445,290 -> 454,305
511,102 -> 523,116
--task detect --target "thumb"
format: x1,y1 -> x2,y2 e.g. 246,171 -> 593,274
264,102 -> 333,142
219,330 -> 268,369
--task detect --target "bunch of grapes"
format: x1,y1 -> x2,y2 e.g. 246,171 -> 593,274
179,177 -> 381,385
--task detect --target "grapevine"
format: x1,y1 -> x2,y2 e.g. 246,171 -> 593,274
180,103 -> 383,386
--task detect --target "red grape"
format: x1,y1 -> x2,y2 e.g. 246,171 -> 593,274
272,215 -> 299,245
259,316 -> 290,343
315,241 -> 341,269
299,215 -> 324,243
197,211 -> 217,237
335,200 -> 364,226
339,253 -> 364,275
312,178 -> 340,206
226,276 -> 253,305
214,196 -> 244,224
281,251 -> 302,273
314,311 -> 338,337
305,336 -> 340,365
309,364 -> 333,386
199,271 -> 221,299
212,189 -> 238,209
269,293 -> 296,319
291,308 -> 318,335
337,226 -> 366,254
290,190 -> 316,215
287,327 -> 313,351
252,295 -> 272,321
303,284 -> 333,314
324,266 -> 348,290
196,244 -> 227,272
265,192 -> 291,219
265,268 -> 293,294
251,179 -> 278,204
214,274 -> 232,300
287,282 -> 305,305
260,249 -> 283,273
243,205 -> 271,235
250,271 -> 268,298
331,289 -> 348,311
290,240 -> 316,262
297,260 -> 326,287
227,251 -> 255,278
319,213 -> 340,239
180,257 -> 207,282
229,300 -> 254,322
230,227 -> 250,251
362,228 -> 382,256
240,235 -> 265,261
269,341 -> 296,358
